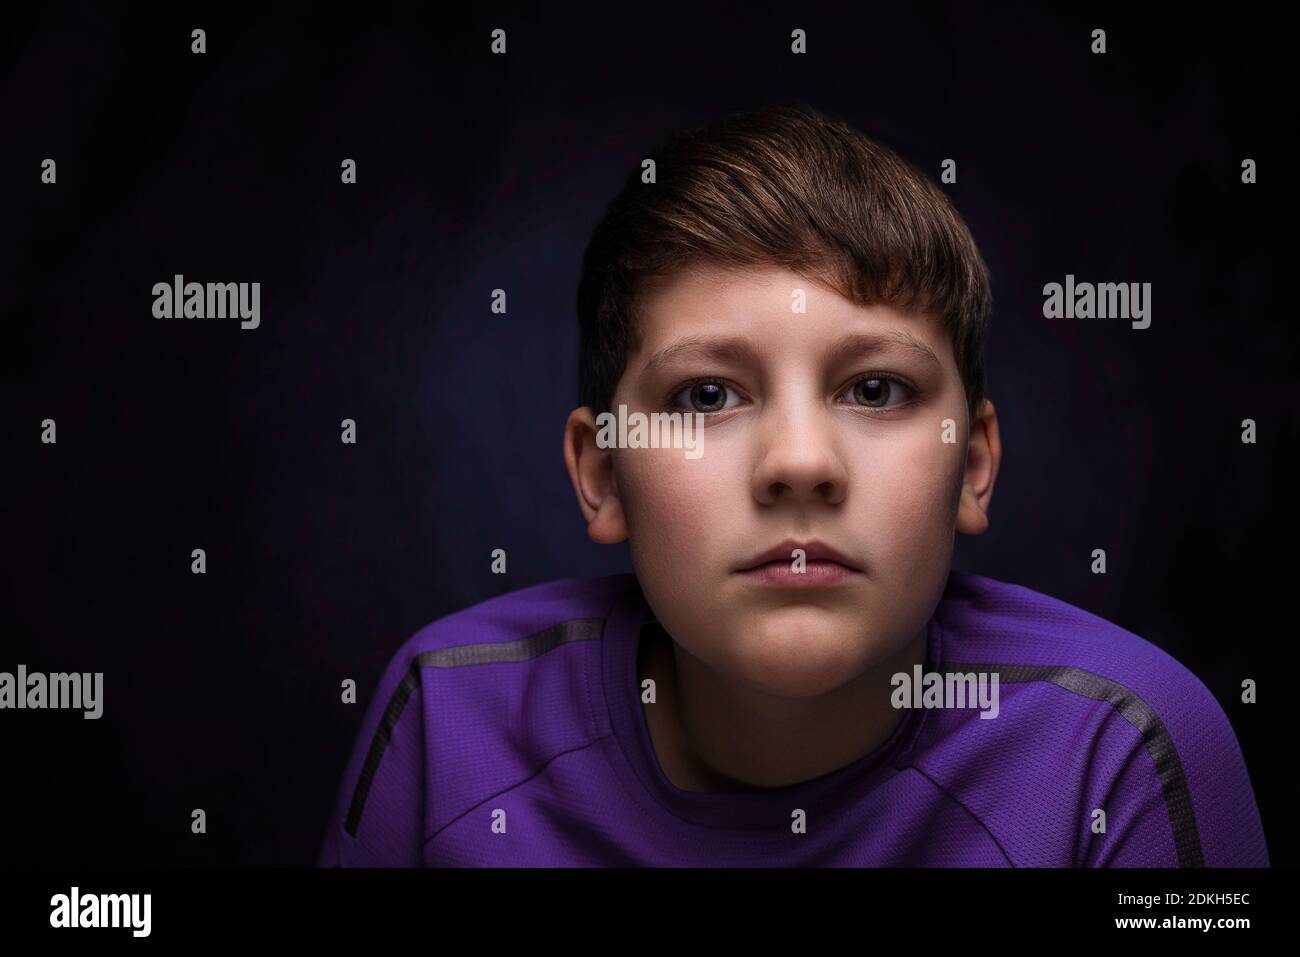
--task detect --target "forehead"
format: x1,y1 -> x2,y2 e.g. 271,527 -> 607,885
631,261 -> 954,370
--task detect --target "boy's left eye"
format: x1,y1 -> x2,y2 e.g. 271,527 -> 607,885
844,374 -> 913,409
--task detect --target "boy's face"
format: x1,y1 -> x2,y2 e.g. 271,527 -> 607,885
565,262 -> 1000,698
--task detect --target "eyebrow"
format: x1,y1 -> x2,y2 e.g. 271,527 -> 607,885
639,329 -> 943,377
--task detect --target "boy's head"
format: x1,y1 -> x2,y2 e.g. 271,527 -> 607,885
564,102 -> 1001,698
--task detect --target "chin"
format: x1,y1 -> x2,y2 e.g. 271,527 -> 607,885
728,618 -> 873,698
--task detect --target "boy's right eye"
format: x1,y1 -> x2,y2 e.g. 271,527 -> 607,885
670,379 -> 741,414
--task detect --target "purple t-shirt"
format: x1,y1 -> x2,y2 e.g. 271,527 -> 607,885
317,569 -> 1269,866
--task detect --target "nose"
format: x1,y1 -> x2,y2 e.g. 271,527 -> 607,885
750,397 -> 849,507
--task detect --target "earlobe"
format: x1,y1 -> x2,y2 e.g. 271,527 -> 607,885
587,493 -> 629,545
955,399 -> 1001,536
955,481 -> 990,535
563,407 -> 629,545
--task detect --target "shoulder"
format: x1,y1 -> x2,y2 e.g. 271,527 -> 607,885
322,573 -> 639,865
905,570 -> 1268,866
359,572 -> 635,744
379,573 -> 637,831
392,572 -> 637,664
934,570 -> 1231,724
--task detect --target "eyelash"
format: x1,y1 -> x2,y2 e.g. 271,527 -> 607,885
666,373 -> 918,416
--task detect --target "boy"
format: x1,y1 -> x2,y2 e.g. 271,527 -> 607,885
318,102 -> 1268,866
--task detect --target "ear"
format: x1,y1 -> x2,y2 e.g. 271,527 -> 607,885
563,407 -> 629,544
955,399 -> 1001,535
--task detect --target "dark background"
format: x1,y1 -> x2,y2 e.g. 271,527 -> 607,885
2,1 -> 1295,866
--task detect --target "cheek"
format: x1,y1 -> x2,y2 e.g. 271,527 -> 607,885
616,448 -> 731,577
855,426 -> 963,570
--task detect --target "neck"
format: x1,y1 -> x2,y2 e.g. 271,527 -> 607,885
640,620 -> 927,792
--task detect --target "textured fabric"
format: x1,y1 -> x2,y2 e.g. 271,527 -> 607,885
317,570 -> 1269,867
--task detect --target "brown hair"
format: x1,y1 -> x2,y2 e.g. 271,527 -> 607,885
576,99 -> 993,421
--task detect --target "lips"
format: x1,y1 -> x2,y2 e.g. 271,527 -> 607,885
737,539 -> 862,572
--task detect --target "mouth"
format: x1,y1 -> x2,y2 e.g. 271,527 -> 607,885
735,539 -> 863,587
737,539 -> 862,572
735,559 -> 860,588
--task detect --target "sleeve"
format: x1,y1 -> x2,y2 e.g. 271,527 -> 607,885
318,643 -> 428,867
1082,675 -> 1269,868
